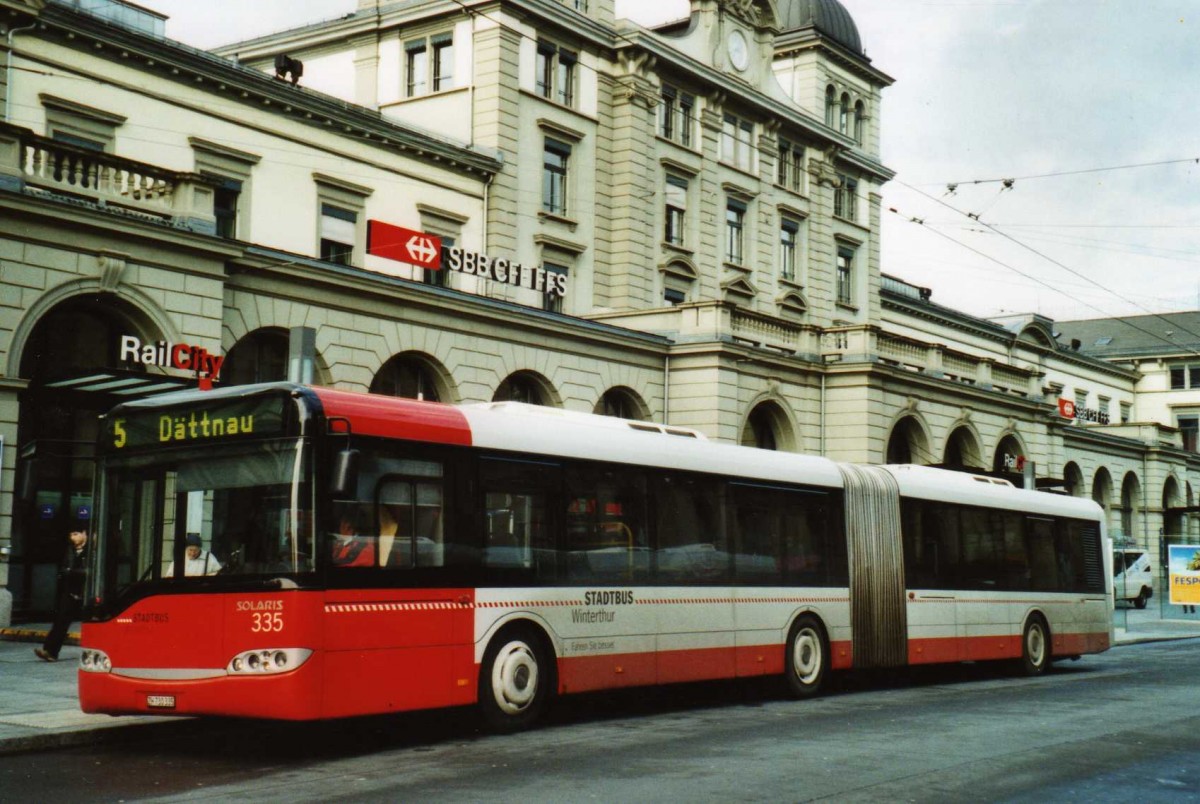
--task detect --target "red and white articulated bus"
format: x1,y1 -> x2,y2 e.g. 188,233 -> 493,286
79,383 -> 1112,730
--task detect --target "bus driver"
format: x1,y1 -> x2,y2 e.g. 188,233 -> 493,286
166,533 -> 223,577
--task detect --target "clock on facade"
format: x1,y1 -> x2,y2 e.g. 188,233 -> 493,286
727,28 -> 749,72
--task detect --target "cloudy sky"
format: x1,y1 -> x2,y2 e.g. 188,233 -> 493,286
138,0 -> 1200,324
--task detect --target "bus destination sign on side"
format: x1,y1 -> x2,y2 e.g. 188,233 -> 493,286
107,396 -> 288,451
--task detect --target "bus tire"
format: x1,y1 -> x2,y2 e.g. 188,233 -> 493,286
783,615 -> 829,699
1018,616 -> 1050,676
478,625 -> 553,732
1134,588 -> 1148,609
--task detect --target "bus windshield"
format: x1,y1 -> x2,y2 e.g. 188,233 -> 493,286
88,438 -> 314,606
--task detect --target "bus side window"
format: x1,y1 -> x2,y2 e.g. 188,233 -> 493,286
480,457 -> 556,578
1027,517 -> 1058,591
564,463 -> 648,583
652,473 -> 729,583
375,462 -> 445,569
729,485 -> 782,584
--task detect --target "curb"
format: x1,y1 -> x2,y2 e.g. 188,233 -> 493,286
0,627 -> 80,646
0,716 -> 199,758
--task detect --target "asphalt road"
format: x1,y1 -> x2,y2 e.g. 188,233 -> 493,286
2,640 -> 1198,803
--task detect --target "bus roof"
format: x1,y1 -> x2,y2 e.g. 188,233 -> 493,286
884,464 -> 1104,520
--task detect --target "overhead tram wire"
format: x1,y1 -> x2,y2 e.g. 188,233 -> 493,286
925,155 -> 1200,191
902,177 -> 1200,345
887,207 -> 1200,361
896,180 -> 1200,348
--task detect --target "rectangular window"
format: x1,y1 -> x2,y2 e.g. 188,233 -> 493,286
729,484 -> 842,586
777,139 -> 804,192
320,203 -> 357,265
664,287 -> 686,306
834,175 -> 857,221
664,175 -> 687,246
652,473 -> 729,583
542,138 -> 570,215
375,465 -> 445,569
679,93 -> 694,147
211,178 -> 242,239
901,499 -> 961,589
1120,402 -> 1132,424
660,85 -> 695,147
660,86 -> 676,140
1190,366 -> 1200,388
1171,367 -> 1186,390
556,50 -> 576,106
424,234 -> 454,287
536,42 -> 575,107
432,35 -> 454,91
836,246 -> 854,304
725,199 -> 745,265
543,262 -> 568,313
779,219 -> 799,281
722,113 -> 754,171
564,463 -> 649,583
406,39 -> 428,97
52,131 -> 106,151
1179,416 -> 1199,452
481,457 -> 557,578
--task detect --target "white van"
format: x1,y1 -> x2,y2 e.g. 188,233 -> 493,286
1113,549 -> 1155,608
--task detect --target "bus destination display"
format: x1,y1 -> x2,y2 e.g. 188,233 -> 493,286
107,396 -> 288,451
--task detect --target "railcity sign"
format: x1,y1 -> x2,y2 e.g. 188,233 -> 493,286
119,335 -> 224,381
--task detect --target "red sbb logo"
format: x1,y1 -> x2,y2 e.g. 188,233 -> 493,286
1058,399 -> 1076,419
367,221 -> 442,269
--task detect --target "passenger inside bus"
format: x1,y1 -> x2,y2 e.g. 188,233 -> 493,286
330,504 -> 376,567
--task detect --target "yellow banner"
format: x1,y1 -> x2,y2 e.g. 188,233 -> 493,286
1168,545 -> 1200,605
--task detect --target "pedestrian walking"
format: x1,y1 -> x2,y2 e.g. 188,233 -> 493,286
35,528 -> 88,662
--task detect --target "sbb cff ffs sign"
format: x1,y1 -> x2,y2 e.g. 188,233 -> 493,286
367,221 -> 442,268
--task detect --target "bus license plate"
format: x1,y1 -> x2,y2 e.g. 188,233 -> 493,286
146,695 -> 176,709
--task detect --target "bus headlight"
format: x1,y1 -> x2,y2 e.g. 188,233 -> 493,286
226,648 -> 312,675
80,649 -> 113,674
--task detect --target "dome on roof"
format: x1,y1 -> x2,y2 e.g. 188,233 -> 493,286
777,0 -> 864,55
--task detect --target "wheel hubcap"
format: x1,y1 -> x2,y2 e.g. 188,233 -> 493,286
792,628 -> 822,684
492,640 -> 539,715
1027,625 -> 1045,666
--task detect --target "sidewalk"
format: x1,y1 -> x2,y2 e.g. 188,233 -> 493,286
0,623 -> 190,755
1,615 -> 1199,756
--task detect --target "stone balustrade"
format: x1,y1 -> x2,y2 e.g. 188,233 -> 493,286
0,122 -> 216,233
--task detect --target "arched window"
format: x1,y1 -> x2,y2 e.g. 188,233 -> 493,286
1120,472 -> 1141,544
494,371 -> 554,406
886,416 -> 929,465
943,426 -> 982,471
740,402 -> 794,451
741,406 -> 778,450
370,354 -> 444,402
825,85 -> 837,128
853,100 -> 865,144
839,93 -> 850,134
221,328 -> 289,386
594,387 -> 647,420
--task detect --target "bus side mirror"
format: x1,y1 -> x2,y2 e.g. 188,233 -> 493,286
330,449 -> 360,498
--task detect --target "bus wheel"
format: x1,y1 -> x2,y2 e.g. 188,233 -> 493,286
1134,588 -> 1148,609
1019,617 -> 1049,676
784,616 -> 829,698
479,626 -> 552,732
